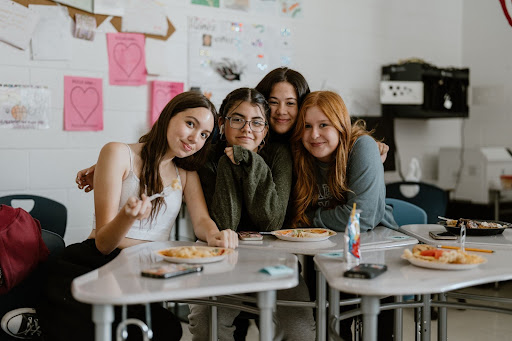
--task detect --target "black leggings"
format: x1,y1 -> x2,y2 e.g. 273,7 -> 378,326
37,239 -> 182,341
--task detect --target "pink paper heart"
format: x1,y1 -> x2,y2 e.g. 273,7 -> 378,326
153,89 -> 170,116
70,86 -> 100,123
113,43 -> 142,77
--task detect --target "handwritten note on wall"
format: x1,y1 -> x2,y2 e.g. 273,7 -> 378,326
0,1 -> 40,50
64,76 -> 103,131
150,81 -> 184,125
107,33 -> 147,86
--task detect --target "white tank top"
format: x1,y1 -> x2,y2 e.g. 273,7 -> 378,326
92,144 -> 183,241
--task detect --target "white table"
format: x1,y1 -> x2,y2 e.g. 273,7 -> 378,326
399,223 -> 512,249
314,246 -> 512,341
236,226 -> 418,341
72,241 -> 298,341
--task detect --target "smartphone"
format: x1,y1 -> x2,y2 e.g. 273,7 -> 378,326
238,231 -> 263,241
141,264 -> 203,279
343,263 -> 387,279
429,231 -> 457,240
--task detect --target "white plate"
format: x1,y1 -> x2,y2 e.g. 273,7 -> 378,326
156,246 -> 233,264
272,228 -> 337,242
401,255 -> 487,270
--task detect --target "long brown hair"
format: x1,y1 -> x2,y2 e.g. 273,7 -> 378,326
138,91 -> 217,220
290,91 -> 369,227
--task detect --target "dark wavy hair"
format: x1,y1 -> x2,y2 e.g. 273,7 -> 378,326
255,67 -> 310,109
138,91 -> 217,219
218,87 -> 270,150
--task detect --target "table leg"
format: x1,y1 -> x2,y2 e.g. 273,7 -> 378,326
92,304 -> 114,341
329,286 -> 340,339
316,266 -> 327,341
258,290 -> 276,341
394,296 -> 403,341
361,296 -> 380,341
209,297 -> 218,341
420,294 -> 431,341
438,293 -> 447,341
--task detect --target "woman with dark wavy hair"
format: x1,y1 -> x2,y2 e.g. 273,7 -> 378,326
37,92 -> 238,341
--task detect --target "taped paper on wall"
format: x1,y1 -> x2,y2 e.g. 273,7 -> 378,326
0,84 -> 50,129
0,1 -> 40,50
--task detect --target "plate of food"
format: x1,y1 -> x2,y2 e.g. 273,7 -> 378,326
401,245 -> 487,270
270,228 -> 337,242
156,246 -> 234,264
440,218 -> 511,236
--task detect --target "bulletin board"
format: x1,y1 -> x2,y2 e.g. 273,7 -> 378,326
13,0 -> 175,41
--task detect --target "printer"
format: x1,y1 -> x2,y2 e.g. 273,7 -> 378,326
438,147 -> 512,204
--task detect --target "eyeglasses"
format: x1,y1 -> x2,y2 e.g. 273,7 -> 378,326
225,116 -> 267,132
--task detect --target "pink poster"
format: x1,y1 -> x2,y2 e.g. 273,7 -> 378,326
150,81 -> 184,125
64,76 -> 103,131
107,33 -> 147,86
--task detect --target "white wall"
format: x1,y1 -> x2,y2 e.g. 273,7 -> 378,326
0,0 -> 467,244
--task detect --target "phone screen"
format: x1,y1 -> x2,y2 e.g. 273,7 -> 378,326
141,264 -> 203,279
238,231 -> 263,241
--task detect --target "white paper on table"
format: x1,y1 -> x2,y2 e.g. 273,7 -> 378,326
94,0 -> 124,16
0,1 -> 40,50
146,38 -> 170,75
29,5 -> 73,60
122,0 -> 167,36
54,0 -> 93,12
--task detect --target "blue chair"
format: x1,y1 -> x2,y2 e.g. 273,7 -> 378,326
386,198 -> 427,226
386,181 -> 448,224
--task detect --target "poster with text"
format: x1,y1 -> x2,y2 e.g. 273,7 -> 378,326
107,33 -> 147,86
0,84 -> 50,129
64,76 -> 103,131
150,81 -> 184,125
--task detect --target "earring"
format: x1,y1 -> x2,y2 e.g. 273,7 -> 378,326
257,138 -> 266,152
219,124 -> 226,141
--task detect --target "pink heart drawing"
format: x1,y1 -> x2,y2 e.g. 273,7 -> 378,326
70,86 -> 100,123
113,43 -> 143,78
153,89 -> 170,115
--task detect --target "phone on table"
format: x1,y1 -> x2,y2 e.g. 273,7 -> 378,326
343,263 -> 387,279
429,231 -> 457,240
141,264 -> 203,279
238,231 -> 263,241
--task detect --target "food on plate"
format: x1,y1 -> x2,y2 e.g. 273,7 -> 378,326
158,246 -> 228,259
402,244 -> 486,265
275,228 -> 332,238
446,218 -> 506,229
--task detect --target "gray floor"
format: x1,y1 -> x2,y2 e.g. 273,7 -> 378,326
180,281 -> 512,340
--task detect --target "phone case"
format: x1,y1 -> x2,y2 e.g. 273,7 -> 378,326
238,231 -> 263,241
343,263 -> 387,279
141,264 -> 203,279
429,231 -> 457,240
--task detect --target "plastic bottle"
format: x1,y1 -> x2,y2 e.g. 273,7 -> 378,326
344,203 -> 361,268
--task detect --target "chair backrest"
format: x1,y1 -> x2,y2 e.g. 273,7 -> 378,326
0,195 -> 67,238
385,198 -> 428,226
385,181 -> 448,224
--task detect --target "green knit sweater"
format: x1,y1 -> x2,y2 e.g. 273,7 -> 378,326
198,142 -> 292,232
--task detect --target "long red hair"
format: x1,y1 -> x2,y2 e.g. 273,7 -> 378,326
290,91 -> 369,227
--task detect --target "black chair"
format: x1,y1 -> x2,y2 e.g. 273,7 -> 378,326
0,196 -> 67,340
0,195 -> 67,238
386,181 -> 448,224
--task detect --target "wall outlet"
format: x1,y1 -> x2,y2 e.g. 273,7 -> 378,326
380,81 -> 424,105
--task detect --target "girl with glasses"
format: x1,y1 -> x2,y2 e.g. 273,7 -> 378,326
188,87 -> 315,341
